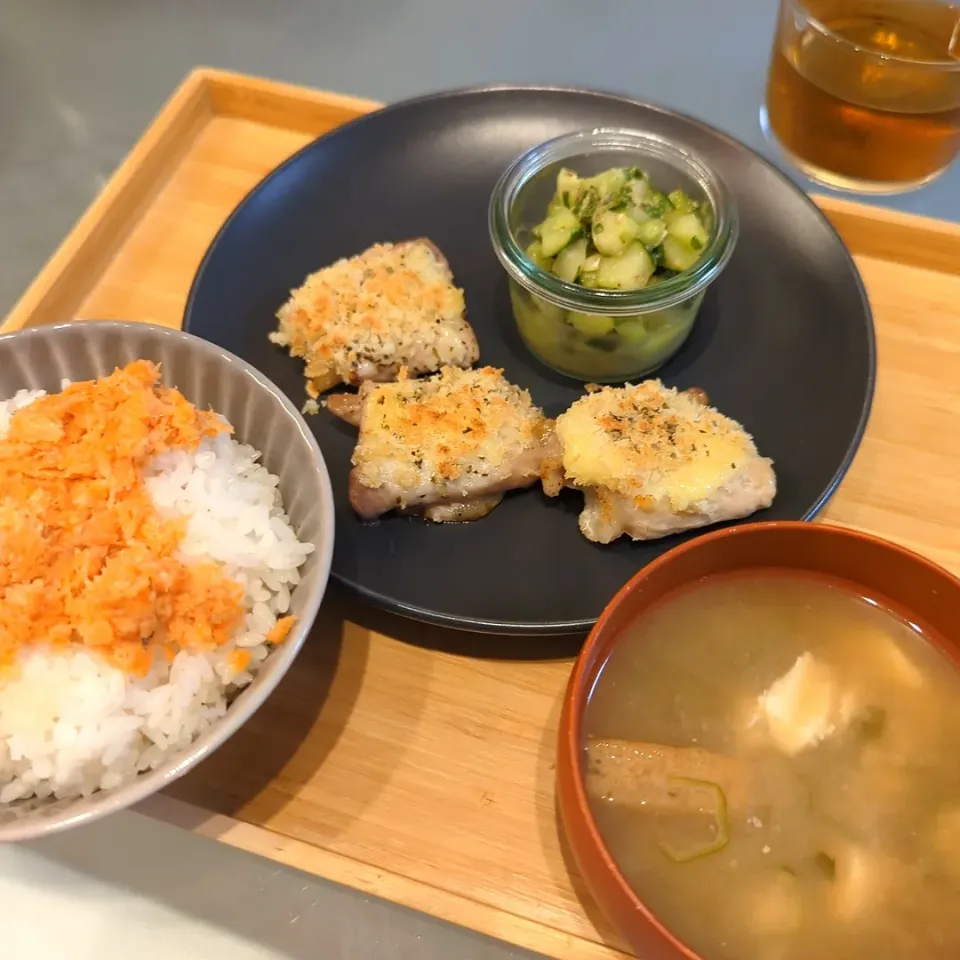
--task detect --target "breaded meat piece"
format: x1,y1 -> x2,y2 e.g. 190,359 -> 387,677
270,239 -> 479,397
327,366 -> 550,522
542,380 -> 776,543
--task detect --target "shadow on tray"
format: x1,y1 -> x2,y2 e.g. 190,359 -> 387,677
165,581 -> 584,833
347,596 -> 587,661
165,583 -> 368,823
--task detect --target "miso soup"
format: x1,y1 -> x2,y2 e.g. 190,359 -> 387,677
584,572 -> 960,960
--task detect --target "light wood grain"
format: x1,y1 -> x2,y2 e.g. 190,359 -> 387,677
817,195 -> 960,277
3,69 -> 960,960
203,67 -> 382,135
78,117 -> 315,326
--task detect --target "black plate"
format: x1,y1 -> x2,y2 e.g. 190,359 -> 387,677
184,85 -> 874,635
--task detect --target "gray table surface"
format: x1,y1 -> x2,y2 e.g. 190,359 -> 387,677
2,1 -> 958,958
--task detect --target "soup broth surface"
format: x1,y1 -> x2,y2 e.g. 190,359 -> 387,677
584,572 -> 960,960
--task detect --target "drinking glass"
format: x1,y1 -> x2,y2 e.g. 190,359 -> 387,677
764,0 -> 960,193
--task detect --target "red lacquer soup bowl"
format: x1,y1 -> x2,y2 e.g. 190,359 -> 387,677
556,521 -> 960,959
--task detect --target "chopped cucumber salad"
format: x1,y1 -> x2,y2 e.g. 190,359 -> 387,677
510,284 -> 702,381
528,165 -> 710,290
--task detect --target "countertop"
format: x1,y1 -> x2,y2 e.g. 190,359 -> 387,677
1,1 -> 958,958
3,811 -> 541,960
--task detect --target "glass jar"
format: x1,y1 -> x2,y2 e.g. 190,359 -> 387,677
489,129 -> 739,382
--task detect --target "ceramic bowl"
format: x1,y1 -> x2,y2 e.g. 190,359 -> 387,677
0,321 -> 334,841
556,520 -> 960,959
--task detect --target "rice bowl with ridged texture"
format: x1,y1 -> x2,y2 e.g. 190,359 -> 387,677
0,321 -> 333,841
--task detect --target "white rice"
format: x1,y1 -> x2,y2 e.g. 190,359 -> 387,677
0,386 -> 315,804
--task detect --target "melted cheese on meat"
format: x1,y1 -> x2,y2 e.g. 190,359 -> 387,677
270,241 -> 476,393
555,380 -> 761,510
352,367 -> 544,493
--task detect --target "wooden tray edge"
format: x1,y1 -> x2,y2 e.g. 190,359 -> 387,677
2,70 -> 212,335
4,67 -> 960,958
201,66 -> 382,133
4,68 -> 959,338
815,194 -> 960,276
138,795 -> 629,960
0,68 -> 381,335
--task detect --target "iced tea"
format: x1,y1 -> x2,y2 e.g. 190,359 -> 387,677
765,0 -> 960,192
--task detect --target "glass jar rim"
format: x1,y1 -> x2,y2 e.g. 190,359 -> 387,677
488,129 -> 739,317
783,0 -> 960,70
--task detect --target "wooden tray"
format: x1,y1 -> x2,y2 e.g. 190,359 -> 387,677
5,67 -> 960,960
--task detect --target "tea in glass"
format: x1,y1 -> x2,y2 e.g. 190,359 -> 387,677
765,0 -> 960,192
